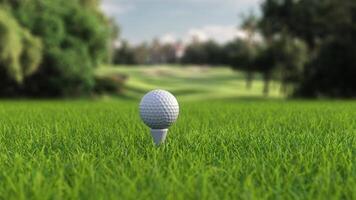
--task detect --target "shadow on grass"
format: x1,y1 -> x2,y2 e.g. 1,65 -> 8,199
124,85 -> 207,96
208,96 -> 285,102
169,89 -> 208,96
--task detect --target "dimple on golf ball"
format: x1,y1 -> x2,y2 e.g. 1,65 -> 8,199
139,89 -> 179,129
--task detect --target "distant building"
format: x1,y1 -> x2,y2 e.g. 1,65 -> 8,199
174,42 -> 186,59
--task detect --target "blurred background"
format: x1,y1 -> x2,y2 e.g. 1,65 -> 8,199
0,0 -> 355,100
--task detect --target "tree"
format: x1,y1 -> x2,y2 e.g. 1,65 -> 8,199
159,44 -> 178,64
0,8 -> 42,96
296,37 -> 356,98
254,43 -> 276,96
274,35 -> 308,95
107,17 -> 120,64
223,38 -> 260,92
182,40 -> 223,65
241,13 -> 259,89
2,0 -> 112,97
79,0 -> 99,9
182,42 -> 208,65
113,40 -> 136,65
260,0 -> 356,98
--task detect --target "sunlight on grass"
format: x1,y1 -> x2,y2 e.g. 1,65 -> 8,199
97,65 -> 283,100
0,100 -> 354,199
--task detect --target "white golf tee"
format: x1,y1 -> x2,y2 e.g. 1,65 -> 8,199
151,129 -> 168,145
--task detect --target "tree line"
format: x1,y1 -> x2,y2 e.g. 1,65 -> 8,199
1,0 -> 355,98
114,0 -> 356,98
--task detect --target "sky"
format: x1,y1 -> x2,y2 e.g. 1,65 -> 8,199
101,0 -> 262,45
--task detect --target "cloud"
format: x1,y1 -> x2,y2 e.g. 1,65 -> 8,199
159,25 -> 248,45
160,33 -> 178,44
101,1 -> 135,15
185,25 -> 247,43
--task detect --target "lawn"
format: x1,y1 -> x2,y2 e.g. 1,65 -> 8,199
0,66 -> 354,199
0,100 -> 355,199
96,65 -> 282,100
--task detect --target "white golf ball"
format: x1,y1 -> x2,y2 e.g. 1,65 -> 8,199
139,89 -> 179,129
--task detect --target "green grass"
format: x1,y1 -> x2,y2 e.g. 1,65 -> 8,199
0,66 -> 354,199
0,99 -> 355,199
96,65 -> 283,100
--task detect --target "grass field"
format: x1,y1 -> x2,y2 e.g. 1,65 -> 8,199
0,66 -> 355,199
96,65 -> 282,100
0,100 -> 355,199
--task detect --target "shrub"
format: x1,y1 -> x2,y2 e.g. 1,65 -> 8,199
20,29 -> 43,77
9,0 -> 111,97
0,8 -> 42,84
94,74 -> 128,95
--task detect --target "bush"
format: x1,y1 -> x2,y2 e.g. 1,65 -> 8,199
7,0 -> 111,97
64,6 -> 109,65
0,8 -> 42,84
23,40 -> 94,97
20,29 -> 43,77
0,8 -> 23,83
94,74 -> 128,95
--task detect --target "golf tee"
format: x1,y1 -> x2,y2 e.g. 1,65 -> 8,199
150,129 -> 168,146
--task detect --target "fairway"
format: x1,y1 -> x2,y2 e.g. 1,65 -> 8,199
0,100 -> 355,199
96,65 -> 282,100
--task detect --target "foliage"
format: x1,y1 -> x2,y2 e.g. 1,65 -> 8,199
276,36 -> 308,94
132,44 -> 150,65
0,8 -> 23,83
113,40 -> 179,65
240,13 -> 260,89
182,41 -> 224,65
261,0 -> 353,48
0,0 -> 111,97
253,43 -> 276,96
113,41 -> 136,65
260,0 -> 356,97
0,8 -> 42,85
224,40 -> 250,69
20,29 -> 43,77
152,44 -> 177,64
181,14 -> 261,91
43,44 -> 94,96
94,74 -> 128,95
79,0 -> 100,9
296,37 -> 356,98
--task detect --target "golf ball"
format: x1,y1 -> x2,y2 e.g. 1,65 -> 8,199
139,89 -> 179,129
